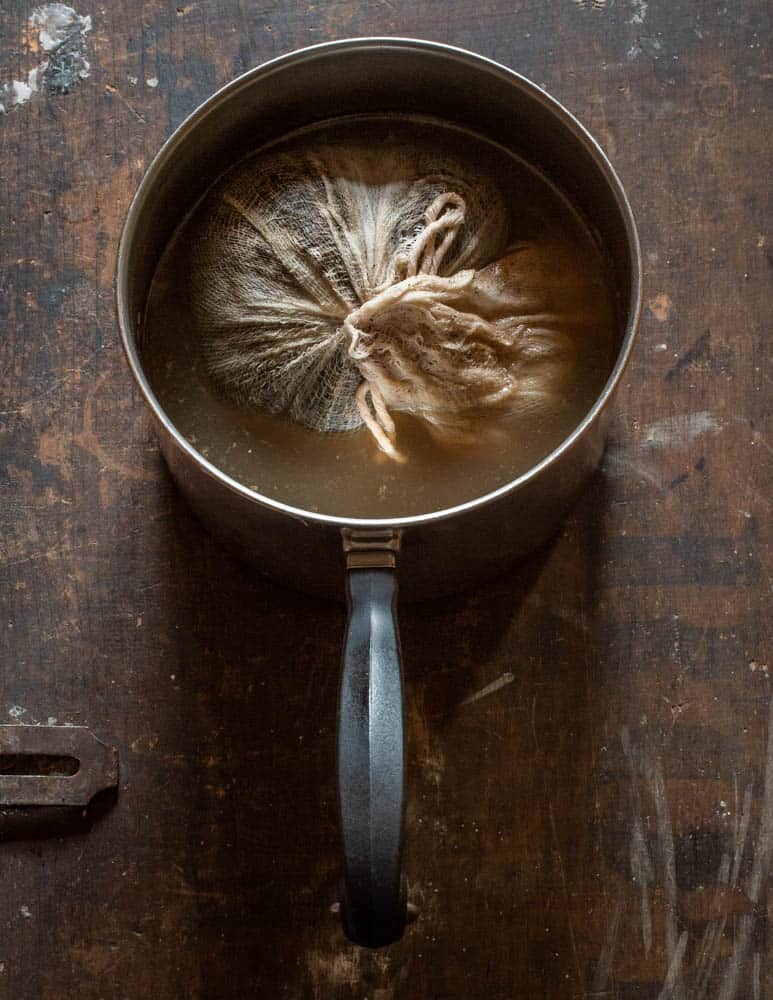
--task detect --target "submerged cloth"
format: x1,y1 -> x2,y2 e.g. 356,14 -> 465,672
189,134 -> 599,460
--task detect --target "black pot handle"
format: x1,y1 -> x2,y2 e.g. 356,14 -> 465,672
336,530 -> 407,947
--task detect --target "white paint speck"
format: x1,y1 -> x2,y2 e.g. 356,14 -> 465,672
19,906 -> 32,919
46,716 -> 58,726
146,77 -> 159,88
127,74 -> 138,85
8,705 -> 27,719
11,79 -> 34,105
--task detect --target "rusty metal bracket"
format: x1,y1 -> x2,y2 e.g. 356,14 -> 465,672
0,726 -> 118,807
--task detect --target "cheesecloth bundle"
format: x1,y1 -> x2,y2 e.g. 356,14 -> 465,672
189,126 -> 589,460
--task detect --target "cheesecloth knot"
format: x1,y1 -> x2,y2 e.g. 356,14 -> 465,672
345,191 -> 468,460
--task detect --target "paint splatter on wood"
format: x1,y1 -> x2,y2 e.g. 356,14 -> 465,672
641,411 -> 723,450
648,292 -> 673,322
0,4 -> 91,113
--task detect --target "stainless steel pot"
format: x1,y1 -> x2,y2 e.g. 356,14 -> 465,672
116,37 -> 641,948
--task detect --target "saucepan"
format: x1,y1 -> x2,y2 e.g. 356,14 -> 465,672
116,37 -> 641,948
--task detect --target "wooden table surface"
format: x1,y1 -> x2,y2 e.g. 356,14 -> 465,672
1,1 -> 770,997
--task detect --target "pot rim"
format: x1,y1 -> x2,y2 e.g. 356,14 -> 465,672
116,35 -> 642,529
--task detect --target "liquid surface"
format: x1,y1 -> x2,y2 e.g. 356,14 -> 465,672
141,116 -> 619,518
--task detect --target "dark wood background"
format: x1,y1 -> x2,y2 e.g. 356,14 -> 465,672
0,1 -> 770,997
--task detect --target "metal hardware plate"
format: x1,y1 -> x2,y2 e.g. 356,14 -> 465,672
0,726 -> 118,807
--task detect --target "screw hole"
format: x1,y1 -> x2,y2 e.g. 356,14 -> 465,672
0,755 -> 80,776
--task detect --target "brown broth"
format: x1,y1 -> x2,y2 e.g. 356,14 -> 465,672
140,115 -> 618,518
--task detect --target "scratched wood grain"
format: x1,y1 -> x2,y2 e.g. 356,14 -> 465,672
0,1 -> 771,997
